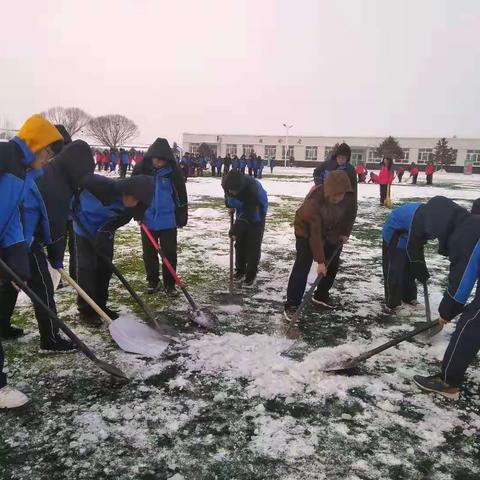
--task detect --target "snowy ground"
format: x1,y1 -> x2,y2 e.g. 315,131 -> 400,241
1,169 -> 480,480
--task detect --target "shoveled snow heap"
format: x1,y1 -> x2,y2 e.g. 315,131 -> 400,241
182,332 -> 366,399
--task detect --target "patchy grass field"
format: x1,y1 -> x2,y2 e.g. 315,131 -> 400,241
1,170 -> 479,480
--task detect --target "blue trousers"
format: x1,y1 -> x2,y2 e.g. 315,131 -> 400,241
0,340 -> 6,388
441,296 -> 480,387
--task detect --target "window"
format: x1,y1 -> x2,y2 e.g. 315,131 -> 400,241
466,150 -> 480,165
368,150 -> 382,163
189,143 -> 199,155
282,145 -> 294,159
242,144 -> 254,156
226,144 -> 237,156
305,146 -> 318,161
417,148 -> 433,164
265,145 -> 276,159
350,150 -> 364,165
325,146 -> 334,159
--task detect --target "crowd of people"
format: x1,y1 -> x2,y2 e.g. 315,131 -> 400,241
0,118 -> 478,409
93,148 -> 145,178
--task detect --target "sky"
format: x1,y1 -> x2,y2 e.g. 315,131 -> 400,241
1,0 -> 479,146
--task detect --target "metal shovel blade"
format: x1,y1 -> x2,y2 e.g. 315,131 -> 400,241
189,308 -> 218,329
150,315 -> 180,340
322,357 -> 362,373
415,322 -> 444,344
109,317 -> 171,357
95,359 -> 129,380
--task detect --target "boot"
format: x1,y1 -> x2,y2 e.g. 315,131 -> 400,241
79,311 -> 104,327
0,325 -> 25,340
40,335 -> 78,354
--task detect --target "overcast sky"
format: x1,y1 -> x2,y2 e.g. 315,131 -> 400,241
1,0 -> 479,145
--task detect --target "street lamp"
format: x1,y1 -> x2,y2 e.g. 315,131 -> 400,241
283,123 -> 293,167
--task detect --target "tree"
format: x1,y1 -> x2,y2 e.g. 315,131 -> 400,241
40,106 -> 91,137
86,114 -> 139,149
172,141 -> 181,159
198,142 -> 213,158
375,136 -> 403,160
433,137 -> 456,168
0,117 -> 15,140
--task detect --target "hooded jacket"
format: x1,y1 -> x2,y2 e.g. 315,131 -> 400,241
382,203 -> 421,249
73,174 -> 154,239
141,138 -> 188,230
0,116 -> 62,278
22,140 -> 95,268
294,171 -> 355,263
222,172 -> 268,226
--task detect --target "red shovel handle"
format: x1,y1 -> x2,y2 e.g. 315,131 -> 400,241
140,223 -> 184,289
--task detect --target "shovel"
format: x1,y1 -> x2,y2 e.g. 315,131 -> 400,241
215,210 -> 243,305
58,269 -> 171,357
322,318 -> 440,372
140,223 -> 218,329
0,258 -> 127,380
384,183 -> 393,208
415,282 -> 444,343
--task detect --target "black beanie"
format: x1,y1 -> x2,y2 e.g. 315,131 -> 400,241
222,171 -> 245,193
335,143 -> 351,159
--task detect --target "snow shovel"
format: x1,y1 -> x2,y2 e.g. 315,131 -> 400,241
385,184 -> 393,208
72,214 -> 178,340
282,246 -> 342,351
58,269 -> 170,357
415,282 -> 444,343
215,210 -> 243,305
0,258 -> 127,380
140,223 -> 218,329
322,318 -> 440,372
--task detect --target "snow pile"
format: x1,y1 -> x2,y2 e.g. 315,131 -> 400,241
189,207 -> 225,219
183,332 -> 366,399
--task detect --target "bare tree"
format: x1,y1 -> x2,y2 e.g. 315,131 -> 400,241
86,114 -> 139,149
0,117 -> 16,140
40,106 -> 92,137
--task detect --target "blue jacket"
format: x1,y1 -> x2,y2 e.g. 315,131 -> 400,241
382,203 -> 421,249
120,152 -> 129,165
240,157 -> 247,169
226,178 -> 268,223
215,158 -> 222,169
143,166 -> 178,231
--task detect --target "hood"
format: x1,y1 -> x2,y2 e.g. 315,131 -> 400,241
49,140 -> 95,190
324,171 -> 353,198
116,174 -> 154,207
422,196 -> 469,255
16,114 -> 63,155
333,143 -> 351,163
222,171 -> 246,194
51,124 -> 72,154
144,138 -> 176,165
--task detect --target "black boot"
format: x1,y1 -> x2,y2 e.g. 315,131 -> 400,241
79,311 -> 104,327
147,283 -> 160,295
40,335 -> 78,353
0,325 -> 25,340
164,285 -> 179,298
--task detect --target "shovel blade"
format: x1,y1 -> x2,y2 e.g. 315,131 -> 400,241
322,357 -> 363,373
109,317 -> 171,358
189,308 -> 218,329
95,360 -> 129,380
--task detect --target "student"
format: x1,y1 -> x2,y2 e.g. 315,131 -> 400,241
119,149 -> 129,178
222,170 -> 268,286
355,162 -> 367,183
412,201 -> 480,399
232,155 -> 240,172
0,141 -> 95,351
382,202 -> 423,315
378,157 -> 395,206
409,162 -> 419,184
140,138 -> 188,295
425,161 -> 435,185
257,156 -> 264,179
247,154 -> 253,176
223,154 -> 232,175
109,149 -> 117,172
269,156 -> 275,174
211,157 -> 216,177
102,150 -> 110,171
95,150 -> 103,171
397,166 -> 405,183
0,114 -> 63,409
284,171 -> 356,318
240,154 -> 247,175
73,174 -> 154,324
215,156 -> 223,177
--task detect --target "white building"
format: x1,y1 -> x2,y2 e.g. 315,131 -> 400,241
182,132 -> 480,171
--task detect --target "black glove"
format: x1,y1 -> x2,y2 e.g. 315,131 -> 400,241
229,220 -> 248,238
175,205 -> 188,228
94,231 -> 114,257
3,242 -> 31,281
412,262 -> 430,283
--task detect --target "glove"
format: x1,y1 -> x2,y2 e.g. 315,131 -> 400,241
3,242 -> 30,281
412,263 -> 430,283
229,220 -> 247,238
175,205 -> 188,228
49,258 -> 64,270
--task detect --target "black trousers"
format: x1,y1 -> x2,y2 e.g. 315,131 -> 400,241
75,234 -> 114,314
426,174 -> 432,185
397,173 -> 404,183
441,296 -> 480,387
0,247 -> 59,343
140,228 -> 177,288
380,184 -> 388,205
382,239 -> 417,309
211,166 -> 216,177
119,164 -> 128,178
224,165 -> 231,174
0,340 -> 5,388
286,238 -> 342,307
235,222 -> 265,278
412,174 -> 418,184
248,167 -> 253,176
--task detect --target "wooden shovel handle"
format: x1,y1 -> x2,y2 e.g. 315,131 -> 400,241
58,269 -> 112,325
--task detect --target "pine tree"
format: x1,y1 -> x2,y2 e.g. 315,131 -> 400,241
198,143 -> 213,159
433,138 -> 456,168
375,136 -> 404,159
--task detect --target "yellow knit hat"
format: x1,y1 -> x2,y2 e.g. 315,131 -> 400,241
17,114 -> 63,154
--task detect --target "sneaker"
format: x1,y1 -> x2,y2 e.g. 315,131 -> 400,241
0,386 -> 29,409
103,307 -> 120,320
40,335 -> 78,354
147,283 -> 160,295
312,293 -> 334,309
79,311 -> 104,327
164,285 -> 179,298
413,374 -> 460,400
283,304 -> 299,321
0,326 -> 25,340
386,305 -> 412,317
404,300 -> 422,310
233,272 -> 245,283
243,275 -> 256,287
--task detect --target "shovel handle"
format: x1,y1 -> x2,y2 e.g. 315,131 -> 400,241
58,269 -> 112,325
229,210 -> 234,295
423,282 -> 432,323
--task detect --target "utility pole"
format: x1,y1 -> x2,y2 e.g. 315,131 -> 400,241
282,123 -> 293,167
